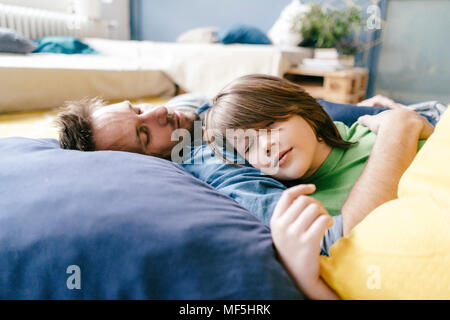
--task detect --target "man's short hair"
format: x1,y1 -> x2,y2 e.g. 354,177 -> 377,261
55,98 -> 104,151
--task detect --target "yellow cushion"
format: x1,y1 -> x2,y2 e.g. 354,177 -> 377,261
320,106 -> 450,299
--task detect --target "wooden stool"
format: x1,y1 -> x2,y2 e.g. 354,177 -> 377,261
284,67 -> 369,104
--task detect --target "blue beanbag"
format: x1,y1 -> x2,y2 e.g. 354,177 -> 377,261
0,28 -> 37,54
33,36 -> 98,54
0,137 -> 302,299
216,24 -> 272,45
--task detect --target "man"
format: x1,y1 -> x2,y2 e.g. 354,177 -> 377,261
56,94 -> 205,158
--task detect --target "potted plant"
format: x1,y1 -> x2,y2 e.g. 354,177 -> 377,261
294,4 -> 363,64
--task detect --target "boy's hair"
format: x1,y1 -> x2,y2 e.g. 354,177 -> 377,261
205,74 -> 354,162
55,98 -> 105,151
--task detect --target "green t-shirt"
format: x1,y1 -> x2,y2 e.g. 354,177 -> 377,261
297,122 -> 426,216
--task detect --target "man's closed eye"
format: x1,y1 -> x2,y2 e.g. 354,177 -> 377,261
140,126 -> 150,146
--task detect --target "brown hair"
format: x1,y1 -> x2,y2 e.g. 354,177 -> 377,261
205,74 -> 354,162
55,98 -> 105,151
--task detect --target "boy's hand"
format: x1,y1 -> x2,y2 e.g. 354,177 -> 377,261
271,185 -> 337,299
357,108 -> 434,140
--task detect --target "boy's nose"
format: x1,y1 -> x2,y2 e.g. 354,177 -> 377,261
265,141 -> 272,156
264,137 -> 279,160
264,137 -> 276,156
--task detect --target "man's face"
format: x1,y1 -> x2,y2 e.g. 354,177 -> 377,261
91,101 -> 198,158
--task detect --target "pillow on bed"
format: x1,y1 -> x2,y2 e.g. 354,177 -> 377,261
267,0 -> 309,46
33,36 -> 98,54
0,28 -> 37,54
320,106 -> 450,299
216,24 -> 272,45
0,137 -> 302,299
176,27 -> 219,43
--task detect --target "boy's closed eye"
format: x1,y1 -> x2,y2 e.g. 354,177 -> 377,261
265,121 -> 275,128
245,138 -> 254,154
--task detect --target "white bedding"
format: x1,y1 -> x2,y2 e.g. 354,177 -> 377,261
85,38 -> 313,98
0,38 -> 312,113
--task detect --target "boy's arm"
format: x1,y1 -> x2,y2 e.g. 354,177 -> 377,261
341,109 -> 434,236
271,184 -> 339,300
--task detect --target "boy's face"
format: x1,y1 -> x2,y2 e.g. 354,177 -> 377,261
91,101 -> 198,158
236,115 -> 330,180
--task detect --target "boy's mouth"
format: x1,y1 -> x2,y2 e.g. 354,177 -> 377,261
276,147 -> 293,167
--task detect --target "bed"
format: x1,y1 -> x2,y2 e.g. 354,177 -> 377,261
0,51 -> 176,113
82,38 -> 313,97
0,37 -> 312,114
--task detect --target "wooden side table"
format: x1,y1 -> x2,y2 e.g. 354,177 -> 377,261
284,67 -> 369,104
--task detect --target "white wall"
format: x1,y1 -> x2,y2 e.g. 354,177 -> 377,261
0,0 -> 71,12
100,0 -> 130,40
0,0 -> 130,39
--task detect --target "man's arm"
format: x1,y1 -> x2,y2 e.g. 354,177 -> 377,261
341,109 -> 434,236
357,94 -> 407,109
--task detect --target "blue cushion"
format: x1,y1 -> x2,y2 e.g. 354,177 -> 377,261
216,24 -> 272,45
33,36 -> 98,54
0,137 -> 302,299
0,28 -> 37,54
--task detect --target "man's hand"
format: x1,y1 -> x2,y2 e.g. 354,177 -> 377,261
357,94 -> 407,109
271,184 -> 339,300
357,108 -> 434,140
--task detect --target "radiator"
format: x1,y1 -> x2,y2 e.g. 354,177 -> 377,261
0,3 -> 109,39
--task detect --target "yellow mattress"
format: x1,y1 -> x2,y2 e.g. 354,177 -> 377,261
0,97 -> 170,140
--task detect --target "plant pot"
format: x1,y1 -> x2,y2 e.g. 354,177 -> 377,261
340,55 -> 355,67
313,48 -> 339,59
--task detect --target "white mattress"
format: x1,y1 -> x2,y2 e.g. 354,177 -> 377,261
0,38 -> 313,113
0,50 -> 176,113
